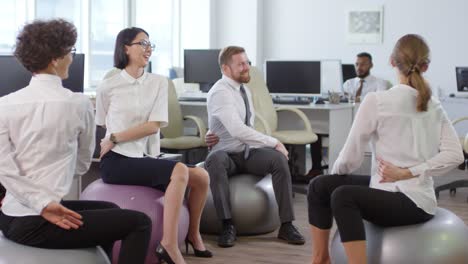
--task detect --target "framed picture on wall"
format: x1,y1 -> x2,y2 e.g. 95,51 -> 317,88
346,6 -> 383,44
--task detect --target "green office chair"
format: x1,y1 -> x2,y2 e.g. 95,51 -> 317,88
247,66 -> 318,179
160,78 -> 208,163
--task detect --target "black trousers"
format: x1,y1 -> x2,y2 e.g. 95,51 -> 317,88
0,200 -> 151,264
310,135 -> 323,170
307,174 -> 433,242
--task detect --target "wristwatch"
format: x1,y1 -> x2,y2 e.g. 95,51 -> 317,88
109,133 -> 118,144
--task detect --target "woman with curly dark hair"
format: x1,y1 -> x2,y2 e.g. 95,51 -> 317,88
0,19 -> 151,264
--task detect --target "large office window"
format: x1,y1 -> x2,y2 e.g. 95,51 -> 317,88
36,0 -> 82,50
0,0 -> 210,92
136,0 -> 174,76
89,0 -> 127,87
0,0 -> 28,54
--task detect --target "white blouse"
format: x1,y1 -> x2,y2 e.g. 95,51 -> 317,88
95,70 -> 168,158
332,84 -> 464,214
0,74 -> 95,216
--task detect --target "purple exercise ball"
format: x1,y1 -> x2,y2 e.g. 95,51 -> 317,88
81,179 -> 190,264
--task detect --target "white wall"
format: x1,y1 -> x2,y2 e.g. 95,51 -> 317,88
212,0 -> 263,66
262,0 -> 468,94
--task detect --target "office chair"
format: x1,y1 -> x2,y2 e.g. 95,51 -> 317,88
435,116 -> 468,202
247,66 -> 319,182
160,78 -> 208,163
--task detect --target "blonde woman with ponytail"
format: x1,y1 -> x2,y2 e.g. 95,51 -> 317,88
307,34 -> 464,264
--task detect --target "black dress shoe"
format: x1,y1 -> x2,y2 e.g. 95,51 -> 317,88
218,224 -> 236,248
277,223 -> 305,245
155,244 -> 175,264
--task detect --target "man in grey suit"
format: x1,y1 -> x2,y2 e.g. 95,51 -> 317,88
205,46 -> 305,248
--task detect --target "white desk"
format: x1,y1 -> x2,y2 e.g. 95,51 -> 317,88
274,103 -> 354,170
179,101 -> 355,171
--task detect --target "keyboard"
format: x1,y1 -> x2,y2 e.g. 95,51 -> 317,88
272,97 -> 311,105
178,96 -> 207,102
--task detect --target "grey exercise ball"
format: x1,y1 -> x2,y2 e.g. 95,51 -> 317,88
200,173 -> 280,235
330,208 -> 468,264
0,232 -> 110,264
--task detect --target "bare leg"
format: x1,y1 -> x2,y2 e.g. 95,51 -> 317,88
160,163 -> 189,264
186,167 -> 210,250
343,240 -> 366,264
310,225 -> 331,264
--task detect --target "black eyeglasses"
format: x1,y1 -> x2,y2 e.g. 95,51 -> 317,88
128,40 -> 155,52
70,47 -> 76,58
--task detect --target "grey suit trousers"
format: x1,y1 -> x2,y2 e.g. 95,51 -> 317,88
205,147 -> 295,223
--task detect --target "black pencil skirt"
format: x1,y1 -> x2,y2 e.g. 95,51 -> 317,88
100,151 -> 178,192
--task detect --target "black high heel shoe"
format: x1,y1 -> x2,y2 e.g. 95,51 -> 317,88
185,237 -> 213,258
155,244 -> 175,264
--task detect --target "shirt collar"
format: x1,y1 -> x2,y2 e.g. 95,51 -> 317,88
361,74 -> 375,82
120,69 -> 148,85
222,75 -> 243,90
393,84 -> 419,95
30,74 -> 63,88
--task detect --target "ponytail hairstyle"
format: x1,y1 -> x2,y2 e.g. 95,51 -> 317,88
391,34 -> 431,112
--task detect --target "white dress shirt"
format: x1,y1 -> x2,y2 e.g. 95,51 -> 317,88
332,84 -> 464,215
207,75 -> 278,153
95,70 -> 168,158
0,74 -> 95,216
343,75 -> 388,100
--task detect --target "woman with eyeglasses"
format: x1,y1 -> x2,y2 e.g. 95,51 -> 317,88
96,27 -> 212,264
0,19 -> 152,264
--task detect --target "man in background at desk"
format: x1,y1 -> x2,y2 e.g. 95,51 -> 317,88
343,52 -> 388,103
205,46 -> 305,248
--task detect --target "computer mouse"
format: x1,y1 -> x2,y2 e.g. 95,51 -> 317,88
449,93 -> 455,97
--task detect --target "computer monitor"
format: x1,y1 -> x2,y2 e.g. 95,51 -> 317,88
184,49 -> 222,92
63,54 -> 85,92
265,60 -> 321,97
342,63 -> 357,83
0,54 -> 85,97
456,67 -> 468,93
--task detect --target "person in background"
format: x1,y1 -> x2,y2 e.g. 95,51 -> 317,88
204,46 -> 305,248
308,53 -> 389,179
307,34 -> 464,264
96,27 -> 212,264
0,19 -> 152,264
343,52 -> 388,103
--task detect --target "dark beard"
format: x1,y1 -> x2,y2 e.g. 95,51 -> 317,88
235,73 -> 251,83
357,71 -> 370,79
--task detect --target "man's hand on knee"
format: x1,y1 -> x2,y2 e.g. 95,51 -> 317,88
275,142 -> 289,160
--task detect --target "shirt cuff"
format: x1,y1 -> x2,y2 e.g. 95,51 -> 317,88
33,197 -> 54,215
267,137 -> 279,148
408,163 -> 429,177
